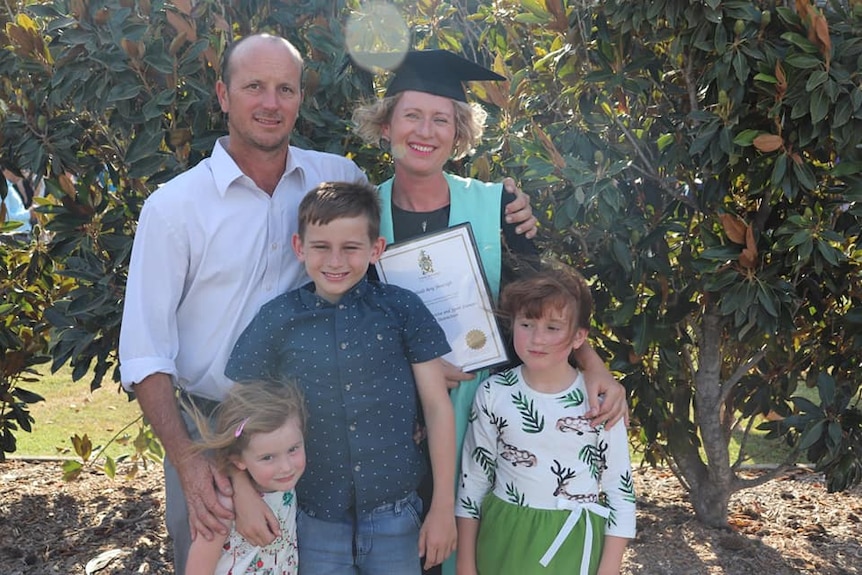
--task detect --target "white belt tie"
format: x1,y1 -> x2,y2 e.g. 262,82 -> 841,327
539,498 -> 610,573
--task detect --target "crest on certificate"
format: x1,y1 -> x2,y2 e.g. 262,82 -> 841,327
418,249 -> 435,275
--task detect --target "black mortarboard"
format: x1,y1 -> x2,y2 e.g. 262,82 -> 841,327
355,49 -> 504,102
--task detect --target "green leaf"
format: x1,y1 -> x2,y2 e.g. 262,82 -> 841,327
657,133 -> 675,151
733,129 -> 759,146
780,32 -> 819,53
62,460 -> 84,481
798,420 -> 825,450
784,53 -> 823,69
805,70 -> 829,91
107,83 -> 142,102
103,455 -> 117,478
754,73 -> 777,84
809,87 -> 829,124
792,160 -> 817,191
817,373 -> 836,405
829,161 -> 862,178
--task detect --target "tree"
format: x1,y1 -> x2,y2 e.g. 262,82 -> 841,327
477,0 -> 862,526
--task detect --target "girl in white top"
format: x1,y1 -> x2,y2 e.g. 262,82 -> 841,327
185,380 -> 306,575
456,265 -> 636,575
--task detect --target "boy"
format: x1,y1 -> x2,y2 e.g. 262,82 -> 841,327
225,181 -> 457,574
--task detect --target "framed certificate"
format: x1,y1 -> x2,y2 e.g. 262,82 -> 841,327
375,223 -> 508,373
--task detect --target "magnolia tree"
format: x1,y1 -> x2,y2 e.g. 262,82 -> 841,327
474,0 -> 862,526
1,0 -> 860,526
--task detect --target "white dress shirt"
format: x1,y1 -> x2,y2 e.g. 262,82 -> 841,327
119,137 -> 367,400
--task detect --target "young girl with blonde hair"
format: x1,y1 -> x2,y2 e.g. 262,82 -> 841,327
184,380 -> 307,575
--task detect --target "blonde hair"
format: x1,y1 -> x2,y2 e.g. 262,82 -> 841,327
185,379 -> 307,472
351,94 -> 488,160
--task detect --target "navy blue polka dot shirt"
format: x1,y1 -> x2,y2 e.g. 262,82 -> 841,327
225,277 -> 451,520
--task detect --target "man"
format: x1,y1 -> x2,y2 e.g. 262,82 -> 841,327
119,34 -> 539,573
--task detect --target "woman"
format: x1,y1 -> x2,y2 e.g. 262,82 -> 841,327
352,50 -> 628,575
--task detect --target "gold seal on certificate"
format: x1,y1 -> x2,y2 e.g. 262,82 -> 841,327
375,223 -> 509,372
465,329 -> 487,350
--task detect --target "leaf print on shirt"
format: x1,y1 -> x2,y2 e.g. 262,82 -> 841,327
472,445 -> 497,484
620,470 -> 636,503
460,496 -> 482,519
556,387 -> 585,408
579,439 -> 609,480
511,391 -> 544,433
505,481 -> 527,506
496,369 -> 519,386
607,471 -> 636,528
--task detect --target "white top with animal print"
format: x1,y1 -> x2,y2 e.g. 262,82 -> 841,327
456,366 -> 636,538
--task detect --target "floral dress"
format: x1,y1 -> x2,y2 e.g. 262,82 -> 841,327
216,490 -> 298,575
456,366 -> 636,574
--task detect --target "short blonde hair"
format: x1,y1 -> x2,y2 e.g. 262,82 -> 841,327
185,379 -> 307,472
352,93 -> 488,160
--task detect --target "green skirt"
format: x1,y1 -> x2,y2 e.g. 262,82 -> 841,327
476,494 -> 606,575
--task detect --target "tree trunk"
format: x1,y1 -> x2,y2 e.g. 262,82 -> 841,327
679,309 -> 737,528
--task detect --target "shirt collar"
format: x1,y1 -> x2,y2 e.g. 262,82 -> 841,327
211,136 -> 308,197
297,276 -> 370,308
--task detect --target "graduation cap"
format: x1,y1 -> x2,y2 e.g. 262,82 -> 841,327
354,49 -> 504,102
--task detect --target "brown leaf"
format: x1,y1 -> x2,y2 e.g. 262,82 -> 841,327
203,46 -> 218,71
120,38 -> 141,60
59,173 -> 77,199
812,12 -> 831,69
739,226 -> 758,269
546,0 -> 568,33
753,134 -> 784,153
532,123 -> 566,170
213,13 -> 230,33
775,62 -> 787,100
796,0 -> 812,26
720,213 -> 747,245
173,0 -> 192,16
7,25 -> 36,56
481,80 -> 509,110
165,10 -> 197,43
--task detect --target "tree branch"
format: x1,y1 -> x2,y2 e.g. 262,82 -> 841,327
720,347 -> 766,405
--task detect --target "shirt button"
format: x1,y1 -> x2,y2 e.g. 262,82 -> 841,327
344,383 -> 351,391
354,464 -> 361,472
377,334 -> 383,341
339,304 -> 346,310
340,342 -> 348,350
349,423 -> 356,432
271,242 -> 278,251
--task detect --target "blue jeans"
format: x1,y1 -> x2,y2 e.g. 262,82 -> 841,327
297,491 -> 424,575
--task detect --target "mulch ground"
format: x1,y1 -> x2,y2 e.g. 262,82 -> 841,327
0,459 -> 860,574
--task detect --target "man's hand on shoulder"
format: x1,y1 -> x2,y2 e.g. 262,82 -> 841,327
178,453 -> 234,541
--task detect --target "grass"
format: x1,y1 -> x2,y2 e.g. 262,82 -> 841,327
11,364 -> 143,460
9,364 -> 819,468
